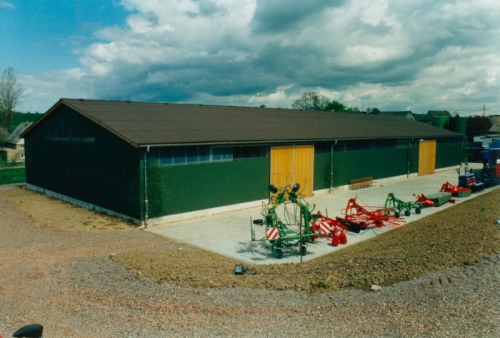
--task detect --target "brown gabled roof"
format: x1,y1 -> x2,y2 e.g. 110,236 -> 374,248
22,98 -> 462,148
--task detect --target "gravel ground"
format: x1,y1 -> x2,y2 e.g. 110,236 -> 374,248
1,185 -> 500,337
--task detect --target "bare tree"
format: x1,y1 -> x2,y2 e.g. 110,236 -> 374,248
291,91 -> 329,111
0,68 -> 24,112
0,126 -> 9,145
0,107 -> 10,126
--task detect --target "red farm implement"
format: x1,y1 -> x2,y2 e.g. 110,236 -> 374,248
440,181 -> 472,197
310,211 -> 348,246
413,194 -> 434,207
335,196 -> 405,233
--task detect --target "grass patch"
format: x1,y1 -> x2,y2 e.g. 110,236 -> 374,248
0,167 -> 26,185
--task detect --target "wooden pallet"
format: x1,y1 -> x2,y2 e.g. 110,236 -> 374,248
350,176 -> 374,190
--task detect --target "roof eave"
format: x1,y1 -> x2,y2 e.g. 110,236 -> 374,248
61,99 -> 140,148
21,98 -> 140,148
20,99 -> 64,139
135,133 -> 463,148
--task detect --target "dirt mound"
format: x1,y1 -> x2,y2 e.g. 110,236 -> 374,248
1,187 -> 499,292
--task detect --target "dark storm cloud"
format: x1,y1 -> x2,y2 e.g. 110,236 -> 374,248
251,0 -> 348,33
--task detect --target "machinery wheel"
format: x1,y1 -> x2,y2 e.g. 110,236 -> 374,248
394,211 -> 400,218
275,249 -> 283,259
415,208 -> 421,214
404,210 -> 411,217
300,245 -> 307,256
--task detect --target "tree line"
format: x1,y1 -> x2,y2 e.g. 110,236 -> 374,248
291,91 -> 380,113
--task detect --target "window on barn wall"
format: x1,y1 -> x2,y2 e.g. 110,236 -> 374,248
156,146 -> 233,166
199,146 -> 210,162
317,140 -> 397,153
157,146 -> 205,165
314,142 -> 332,154
397,138 -> 416,149
374,139 -> 397,150
345,139 -> 374,151
173,147 -> 186,165
332,141 -> 347,152
233,146 -> 268,159
156,145 -> 273,165
44,129 -> 95,142
211,147 -> 233,161
437,137 -> 462,146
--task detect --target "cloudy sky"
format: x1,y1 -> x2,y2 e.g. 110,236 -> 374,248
1,0 -> 499,115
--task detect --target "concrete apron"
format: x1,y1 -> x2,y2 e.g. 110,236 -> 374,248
147,164 -> 497,265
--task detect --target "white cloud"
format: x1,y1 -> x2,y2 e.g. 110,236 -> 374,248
337,45 -> 410,67
0,1 -> 14,9
18,69 -> 90,113
16,0 -> 500,115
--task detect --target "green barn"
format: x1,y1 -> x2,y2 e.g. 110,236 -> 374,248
21,99 -> 463,225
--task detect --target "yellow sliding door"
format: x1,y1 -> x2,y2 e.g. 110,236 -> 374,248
270,145 -> 314,196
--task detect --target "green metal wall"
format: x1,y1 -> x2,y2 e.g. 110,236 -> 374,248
314,140 -> 462,189
314,153 -> 331,190
436,143 -> 462,169
314,143 -> 419,189
25,106 -> 142,219
147,157 -> 270,217
332,148 -> 418,186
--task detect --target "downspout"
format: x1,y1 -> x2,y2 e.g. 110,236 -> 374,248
143,145 -> 151,228
460,137 -> 464,164
407,139 -> 412,178
329,140 -> 337,193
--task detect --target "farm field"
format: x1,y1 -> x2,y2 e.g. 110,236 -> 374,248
8,112 -> 43,131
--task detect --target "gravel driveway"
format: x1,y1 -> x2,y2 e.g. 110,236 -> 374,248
1,185 -> 499,337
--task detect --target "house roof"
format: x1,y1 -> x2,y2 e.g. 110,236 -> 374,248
6,121 -> 33,144
426,110 -> 452,118
413,114 -> 427,122
22,99 -> 462,148
489,116 -> 500,133
378,111 -> 414,118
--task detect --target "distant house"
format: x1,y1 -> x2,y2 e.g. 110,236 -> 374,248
377,111 -> 415,120
1,122 -> 32,163
416,110 -> 452,129
472,116 -> 500,148
488,116 -> 500,134
427,110 -> 452,118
